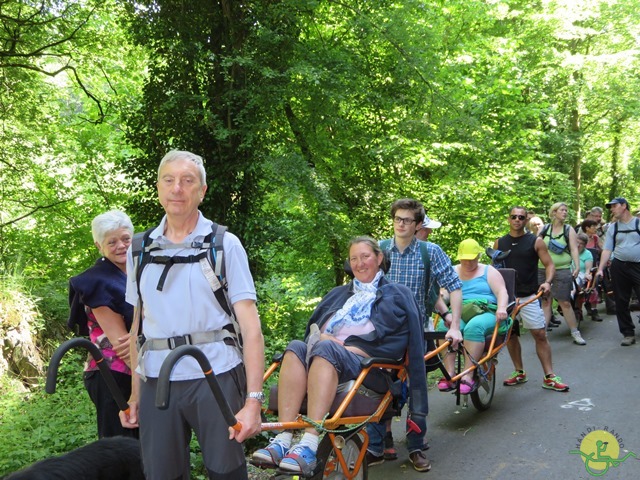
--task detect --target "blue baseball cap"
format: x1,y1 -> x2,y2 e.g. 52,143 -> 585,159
605,197 -> 629,208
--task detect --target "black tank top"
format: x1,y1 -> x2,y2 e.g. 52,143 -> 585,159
497,233 -> 539,297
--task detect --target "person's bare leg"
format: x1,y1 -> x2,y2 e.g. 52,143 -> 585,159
558,300 -> 579,330
461,340 -> 484,384
540,295 -> 553,328
277,351 -> 308,422
305,357 -> 339,435
506,334 -> 524,371
530,328 -> 553,375
441,351 -> 455,377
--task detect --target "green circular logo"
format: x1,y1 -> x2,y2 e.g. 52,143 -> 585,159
578,431 -> 621,474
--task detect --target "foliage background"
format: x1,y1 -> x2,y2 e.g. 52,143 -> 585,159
0,0 -> 638,474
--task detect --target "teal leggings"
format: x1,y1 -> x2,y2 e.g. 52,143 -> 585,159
437,312 -> 508,343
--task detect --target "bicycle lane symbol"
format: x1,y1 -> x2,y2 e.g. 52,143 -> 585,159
562,398 -> 595,411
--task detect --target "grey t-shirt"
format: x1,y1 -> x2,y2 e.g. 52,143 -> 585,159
603,218 -> 640,262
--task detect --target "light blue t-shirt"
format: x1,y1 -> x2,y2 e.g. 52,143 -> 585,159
573,248 -> 593,274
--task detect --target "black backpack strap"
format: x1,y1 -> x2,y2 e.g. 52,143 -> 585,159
612,218 -> 640,250
203,223 -> 232,317
540,224 -> 550,238
210,222 -> 228,278
132,222 -> 241,351
132,227 -> 156,297
131,227 -> 156,335
417,240 -> 436,314
148,251 -> 208,291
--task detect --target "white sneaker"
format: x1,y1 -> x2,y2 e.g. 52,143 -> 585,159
571,331 -> 587,345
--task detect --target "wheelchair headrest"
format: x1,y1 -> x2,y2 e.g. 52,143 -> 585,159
343,250 -> 391,278
485,247 -> 510,263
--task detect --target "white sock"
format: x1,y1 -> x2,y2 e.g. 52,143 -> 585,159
274,432 -> 293,448
298,432 -> 319,452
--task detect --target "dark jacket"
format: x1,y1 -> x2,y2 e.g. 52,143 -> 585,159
68,258 -> 133,336
304,276 -> 429,418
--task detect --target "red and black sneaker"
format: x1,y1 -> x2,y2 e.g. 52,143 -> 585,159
542,374 -> 569,392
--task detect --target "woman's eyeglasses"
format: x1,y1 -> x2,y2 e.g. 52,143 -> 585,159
510,215 -> 526,220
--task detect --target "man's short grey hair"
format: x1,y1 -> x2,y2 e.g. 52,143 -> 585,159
157,150 -> 207,187
91,210 -> 134,244
590,206 -> 603,215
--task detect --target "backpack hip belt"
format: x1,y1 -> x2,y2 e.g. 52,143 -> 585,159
142,330 -> 235,351
136,329 -> 237,381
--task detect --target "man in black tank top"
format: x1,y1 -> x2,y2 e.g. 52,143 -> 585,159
497,232 -> 539,297
493,207 -> 570,392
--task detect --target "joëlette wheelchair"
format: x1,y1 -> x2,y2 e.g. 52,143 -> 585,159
424,268 -> 542,412
571,266 -> 599,326
252,251 -> 426,479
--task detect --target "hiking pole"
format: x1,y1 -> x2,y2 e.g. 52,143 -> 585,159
46,337 -> 130,413
155,345 -> 242,432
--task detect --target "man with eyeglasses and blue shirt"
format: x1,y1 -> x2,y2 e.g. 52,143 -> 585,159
366,198 -> 463,473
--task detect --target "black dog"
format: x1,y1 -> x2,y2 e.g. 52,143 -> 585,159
5,436 -> 144,480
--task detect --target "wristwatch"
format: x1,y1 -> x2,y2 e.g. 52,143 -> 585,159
246,391 -> 265,404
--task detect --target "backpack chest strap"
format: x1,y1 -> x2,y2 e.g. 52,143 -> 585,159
147,251 -> 208,291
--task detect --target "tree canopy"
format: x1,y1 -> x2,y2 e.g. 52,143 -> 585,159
0,0 -> 639,350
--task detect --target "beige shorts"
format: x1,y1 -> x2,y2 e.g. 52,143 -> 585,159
516,293 -> 546,330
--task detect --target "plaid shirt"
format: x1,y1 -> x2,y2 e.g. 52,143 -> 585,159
384,237 -> 461,320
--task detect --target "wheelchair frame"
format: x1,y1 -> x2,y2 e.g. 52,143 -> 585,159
250,270 -> 542,479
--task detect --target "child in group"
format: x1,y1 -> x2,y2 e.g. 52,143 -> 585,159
570,233 -> 595,322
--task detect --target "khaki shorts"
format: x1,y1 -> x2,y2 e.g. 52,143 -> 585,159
516,293 -> 546,330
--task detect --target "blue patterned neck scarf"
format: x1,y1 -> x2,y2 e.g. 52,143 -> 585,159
325,270 -> 383,335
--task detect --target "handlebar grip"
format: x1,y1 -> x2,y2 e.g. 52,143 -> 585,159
46,338 -> 130,412
155,345 -> 241,430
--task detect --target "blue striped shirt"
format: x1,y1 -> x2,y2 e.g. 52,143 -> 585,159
383,237 -> 462,320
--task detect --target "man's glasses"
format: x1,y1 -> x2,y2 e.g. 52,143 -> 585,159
510,215 -> 526,220
394,216 -> 416,225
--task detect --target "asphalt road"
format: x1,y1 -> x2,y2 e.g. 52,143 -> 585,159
371,308 -> 640,480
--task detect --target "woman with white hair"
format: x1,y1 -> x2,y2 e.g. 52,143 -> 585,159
68,210 -> 138,438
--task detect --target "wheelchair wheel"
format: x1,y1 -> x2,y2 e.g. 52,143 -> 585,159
311,430 -> 368,479
470,359 -> 496,411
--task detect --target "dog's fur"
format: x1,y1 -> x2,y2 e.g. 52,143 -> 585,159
5,436 -> 144,480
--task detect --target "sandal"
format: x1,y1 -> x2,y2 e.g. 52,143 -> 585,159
437,378 -> 454,392
459,378 -> 477,395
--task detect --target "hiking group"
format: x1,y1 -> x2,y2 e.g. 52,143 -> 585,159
65,149 -> 640,479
